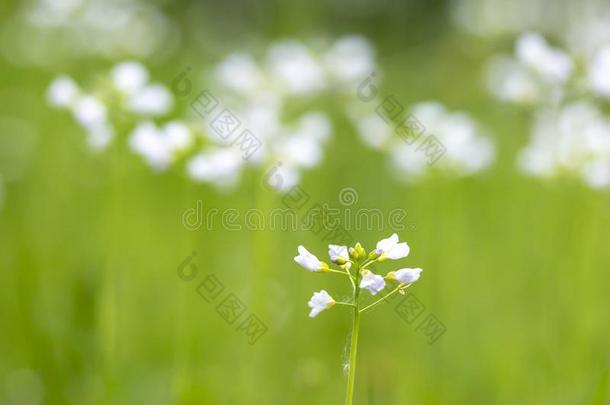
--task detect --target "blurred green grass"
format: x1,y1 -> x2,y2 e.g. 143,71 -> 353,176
1,1 -> 610,404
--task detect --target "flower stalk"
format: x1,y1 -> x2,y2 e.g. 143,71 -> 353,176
293,234 -> 424,404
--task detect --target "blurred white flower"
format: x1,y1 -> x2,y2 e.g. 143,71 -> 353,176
215,53 -> 264,97
111,61 -> 149,95
360,270 -> 386,295
186,148 -> 243,189
267,40 -> 326,95
126,84 -> 172,116
323,35 -> 375,85
294,245 -> 327,272
307,290 -> 335,318
588,45 -> 610,98
357,100 -> 495,179
129,122 -> 172,170
376,233 -> 410,261
129,121 -> 194,170
355,113 -> 393,148
163,122 -> 192,151
388,268 -> 423,283
515,32 -> 573,83
485,32 -> 573,106
485,56 -> 541,103
47,75 -> 79,107
72,95 -> 107,128
517,101 -> 610,188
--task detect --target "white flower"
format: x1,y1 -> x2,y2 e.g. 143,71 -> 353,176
328,244 -> 349,264
186,149 -> 243,189
294,245 -> 326,272
129,121 -> 172,170
516,101 -> 610,189
588,45 -> 610,98
127,84 -> 173,115
375,233 -> 410,260
111,61 -> 149,95
516,32 -> 573,83
360,270 -> 385,295
355,113 -> 392,149
215,52 -> 264,96
163,121 -> 192,151
388,268 -> 423,283
72,96 -> 107,128
324,35 -> 375,85
47,75 -> 79,107
307,290 -> 335,318
267,40 -> 325,95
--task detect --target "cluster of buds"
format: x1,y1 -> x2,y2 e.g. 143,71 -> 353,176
294,233 -> 423,317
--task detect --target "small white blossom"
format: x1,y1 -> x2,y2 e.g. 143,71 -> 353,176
307,290 -> 336,318
388,268 -> 423,283
72,96 -> 107,129
375,233 -> 410,260
515,32 -> 573,83
588,45 -> 610,98
323,35 -> 375,85
215,52 -> 264,96
111,61 -> 149,95
294,245 -> 326,272
328,245 -> 350,266
267,40 -> 326,95
47,75 -> 79,107
129,122 -> 172,170
360,270 -> 385,295
127,84 -> 173,116
186,149 -> 243,189
163,121 -> 193,151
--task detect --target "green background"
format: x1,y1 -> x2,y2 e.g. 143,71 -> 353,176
1,0 -> 609,403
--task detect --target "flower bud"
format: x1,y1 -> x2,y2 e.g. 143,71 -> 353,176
332,256 -> 348,265
348,247 -> 358,260
368,248 -> 382,261
354,242 -> 366,260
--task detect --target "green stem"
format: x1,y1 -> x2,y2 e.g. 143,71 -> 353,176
345,264 -> 361,405
359,283 -> 412,314
335,302 -> 356,308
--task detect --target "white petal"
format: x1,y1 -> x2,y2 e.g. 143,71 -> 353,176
394,268 -> 423,283
360,271 -> 386,295
308,290 -> 335,317
386,242 -> 410,260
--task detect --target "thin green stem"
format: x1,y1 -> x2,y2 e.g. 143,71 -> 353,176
345,263 -> 361,405
335,302 -> 356,308
359,283 -> 412,314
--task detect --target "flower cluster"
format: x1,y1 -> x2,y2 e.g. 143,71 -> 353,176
294,233 -> 422,318
352,101 -> 496,179
47,62 -> 175,152
46,36 -> 380,191
487,32 -> 610,189
210,36 -> 377,191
